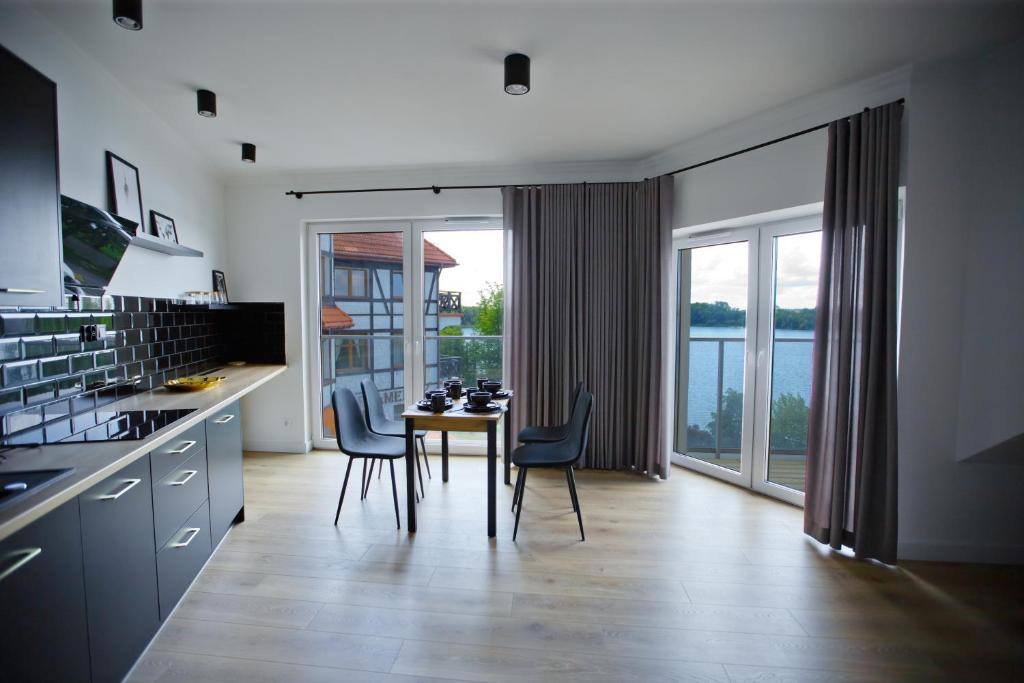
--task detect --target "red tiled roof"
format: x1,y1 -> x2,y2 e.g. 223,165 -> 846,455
321,307 -> 354,332
333,233 -> 457,268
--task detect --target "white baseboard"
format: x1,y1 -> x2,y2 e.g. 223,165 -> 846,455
898,540 -> 1024,565
244,438 -> 311,454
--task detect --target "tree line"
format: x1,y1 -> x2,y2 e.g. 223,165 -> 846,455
690,301 -> 815,330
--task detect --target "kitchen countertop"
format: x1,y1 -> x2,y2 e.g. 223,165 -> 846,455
0,364 -> 287,541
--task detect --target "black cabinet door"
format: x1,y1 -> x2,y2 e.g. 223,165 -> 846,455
206,401 -> 244,544
0,498 -> 91,682
80,455 -> 161,683
0,45 -> 62,308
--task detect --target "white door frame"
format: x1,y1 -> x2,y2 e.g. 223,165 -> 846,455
306,220 -> 414,451
670,213 -> 820,506
305,216 -> 503,453
670,226 -> 761,489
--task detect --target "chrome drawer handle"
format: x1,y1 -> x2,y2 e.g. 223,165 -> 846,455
98,478 -> 142,501
0,548 -> 42,583
0,288 -> 46,294
167,440 -> 197,455
213,414 -> 235,424
168,470 -> 198,487
170,527 -> 201,549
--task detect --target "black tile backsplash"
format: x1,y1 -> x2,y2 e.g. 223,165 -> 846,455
0,295 -> 285,441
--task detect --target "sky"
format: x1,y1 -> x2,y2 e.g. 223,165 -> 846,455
690,231 -> 821,310
426,230 -> 504,306
422,227 -> 819,310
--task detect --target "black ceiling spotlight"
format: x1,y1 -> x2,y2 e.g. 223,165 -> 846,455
112,0 -> 143,30
197,89 -> 217,118
504,53 -> 530,95
241,143 -> 256,164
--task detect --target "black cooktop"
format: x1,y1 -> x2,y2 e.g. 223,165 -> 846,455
0,409 -> 196,447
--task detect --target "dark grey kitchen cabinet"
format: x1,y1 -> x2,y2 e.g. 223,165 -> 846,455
156,500 -> 212,618
0,498 -> 91,682
0,44 -> 63,308
206,401 -> 244,545
79,455 -> 161,683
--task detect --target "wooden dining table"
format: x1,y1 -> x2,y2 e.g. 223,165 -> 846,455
402,392 -> 513,536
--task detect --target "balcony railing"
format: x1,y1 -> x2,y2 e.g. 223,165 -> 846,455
681,336 -> 813,465
438,290 -> 462,313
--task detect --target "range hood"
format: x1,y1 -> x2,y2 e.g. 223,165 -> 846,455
61,195 -> 136,295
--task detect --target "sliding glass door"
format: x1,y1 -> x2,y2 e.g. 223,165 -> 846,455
308,218 -> 503,451
673,215 -> 820,504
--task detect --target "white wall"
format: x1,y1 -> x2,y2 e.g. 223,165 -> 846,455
0,3 -> 227,299
225,161 -> 634,452
898,39 -> 1024,563
954,38 -> 1024,465
639,67 -> 911,228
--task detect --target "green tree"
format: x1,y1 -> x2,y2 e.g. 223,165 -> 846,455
768,392 -> 809,451
475,283 -> 503,336
704,387 -> 744,450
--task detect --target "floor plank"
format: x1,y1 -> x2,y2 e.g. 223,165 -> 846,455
127,451 -> 1024,683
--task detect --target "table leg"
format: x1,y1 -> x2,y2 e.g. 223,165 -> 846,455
503,402 -> 512,486
441,431 -> 449,483
405,419 -> 416,533
487,421 -> 497,537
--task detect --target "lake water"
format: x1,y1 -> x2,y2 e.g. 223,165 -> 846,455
684,326 -> 814,438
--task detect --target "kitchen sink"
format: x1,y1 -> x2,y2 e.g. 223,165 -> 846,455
0,469 -> 74,511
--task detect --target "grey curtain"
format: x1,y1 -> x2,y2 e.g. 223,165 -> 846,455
804,102 -> 902,564
503,177 -> 673,478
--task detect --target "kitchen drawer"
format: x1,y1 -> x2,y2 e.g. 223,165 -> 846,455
206,400 -> 244,544
156,499 -> 212,619
0,498 -> 91,682
152,449 -> 209,548
150,420 -> 206,482
80,455 -> 160,683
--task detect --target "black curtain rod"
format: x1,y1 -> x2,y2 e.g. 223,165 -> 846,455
285,99 -> 904,198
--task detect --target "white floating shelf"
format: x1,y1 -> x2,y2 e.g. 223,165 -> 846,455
130,233 -> 204,257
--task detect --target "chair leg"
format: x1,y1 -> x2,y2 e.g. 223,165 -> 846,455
512,466 -> 528,509
334,457 -> 354,525
418,435 -> 432,479
360,458 -> 369,500
565,468 -> 578,512
388,460 -> 401,530
362,459 -> 375,500
415,443 -> 426,499
513,467 -> 528,541
567,467 -> 585,542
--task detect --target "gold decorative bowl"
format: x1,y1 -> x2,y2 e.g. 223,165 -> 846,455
164,376 -> 226,392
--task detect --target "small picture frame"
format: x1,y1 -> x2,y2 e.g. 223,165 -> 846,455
212,269 -> 229,303
105,151 -> 143,233
150,210 -> 178,243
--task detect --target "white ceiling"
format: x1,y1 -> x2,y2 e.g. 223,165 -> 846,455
34,0 -> 1024,176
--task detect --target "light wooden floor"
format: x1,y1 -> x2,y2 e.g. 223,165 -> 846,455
130,451 -> 1024,682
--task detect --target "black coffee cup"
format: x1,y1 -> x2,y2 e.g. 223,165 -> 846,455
430,392 -> 448,412
447,381 -> 463,400
468,391 -> 491,408
482,380 -> 501,395
425,388 -> 444,400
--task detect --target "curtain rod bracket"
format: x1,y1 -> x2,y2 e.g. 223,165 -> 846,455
432,185 -> 441,195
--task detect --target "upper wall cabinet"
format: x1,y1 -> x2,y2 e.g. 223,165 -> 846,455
0,44 -> 62,308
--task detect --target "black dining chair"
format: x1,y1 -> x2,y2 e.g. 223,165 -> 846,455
517,381 -> 584,444
360,379 -> 428,500
511,389 -> 593,542
330,386 -> 405,529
